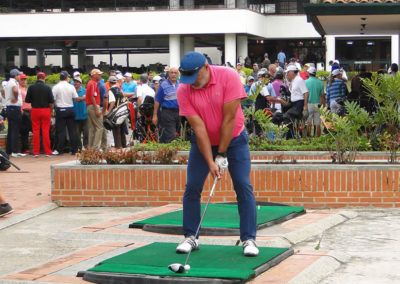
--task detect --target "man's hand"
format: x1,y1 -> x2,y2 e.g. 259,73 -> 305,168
95,108 -> 101,117
152,115 -> 158,126
302,109 -> 309,120
215,155 -> 228,172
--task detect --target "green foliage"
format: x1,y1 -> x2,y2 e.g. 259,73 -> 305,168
363,73 -> 400,162
316,71 -> 329,81
318,101 -> 372,163
0,77 -> 5,82
242,67 -> 253,77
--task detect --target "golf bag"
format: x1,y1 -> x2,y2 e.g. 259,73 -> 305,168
137,96 -> 157,143
103,102 -> 130,131
0,146 -> 11,171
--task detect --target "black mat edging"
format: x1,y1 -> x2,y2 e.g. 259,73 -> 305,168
79,271 -> 244,284
130,210 -> 306,236
77,248 -> 294,284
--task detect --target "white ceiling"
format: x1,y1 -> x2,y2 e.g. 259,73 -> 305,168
317,14 -> 400,35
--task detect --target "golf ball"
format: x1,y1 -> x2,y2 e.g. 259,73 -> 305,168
184,264 -> 190,271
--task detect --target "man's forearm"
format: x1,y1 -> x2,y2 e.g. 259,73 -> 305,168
195,127 -> 214,167
90,96 -> 98,111
218,117 -> 235,153
153,102 -> 160,117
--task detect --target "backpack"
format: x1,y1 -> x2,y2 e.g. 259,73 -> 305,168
103,88 -> 130,130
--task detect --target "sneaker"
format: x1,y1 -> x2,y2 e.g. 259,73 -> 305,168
243,239 -> 259,257
17,153 -> 26,157
176,236 -> 199,254
33,155 -> 39,158
0,203 -> 13,217
52,150 -> 60,155
11,153 -> 19,158
45,154 -> 54,157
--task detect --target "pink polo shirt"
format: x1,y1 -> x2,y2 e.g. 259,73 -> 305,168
177,65 -> 246,146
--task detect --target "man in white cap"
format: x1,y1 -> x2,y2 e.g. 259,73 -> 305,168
283,65 -> 309,138
305,67 -> 325,137
86,68 -> 104,150
4,68 -> 26,157
122,72 -> 136,99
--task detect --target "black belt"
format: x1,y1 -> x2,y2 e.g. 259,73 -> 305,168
162,107 -> 179,111
7,105 -> 21,108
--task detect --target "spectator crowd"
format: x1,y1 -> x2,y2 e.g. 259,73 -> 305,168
0,51 -> 398,157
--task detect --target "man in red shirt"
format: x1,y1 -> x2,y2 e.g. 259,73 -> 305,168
176,52 -> 258,257
86,69 -> 103,150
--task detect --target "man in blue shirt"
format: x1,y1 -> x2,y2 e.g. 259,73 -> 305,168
152,67 -> 180,143
122,72 -> 137,98
98,79 -> 109,149
277,50 -> 286,69
72,78 -> 87,150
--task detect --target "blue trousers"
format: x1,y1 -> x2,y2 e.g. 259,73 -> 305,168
182,130 -> 257,241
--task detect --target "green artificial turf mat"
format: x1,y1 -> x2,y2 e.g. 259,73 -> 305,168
88,242 -> 289,279
131,204 -> 305,229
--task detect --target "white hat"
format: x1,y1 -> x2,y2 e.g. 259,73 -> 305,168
285,64 -> 298,73
334,59 -> 340,65
124,72 -> 132,78
331,69 -> 341,76
73,71 -> 80,77
116,74 -> 124,81
73,77 -> 82,83
307,67 -> 317,75
153,75 -> 161,82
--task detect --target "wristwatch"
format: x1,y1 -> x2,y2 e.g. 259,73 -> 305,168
217,152 -> 227,158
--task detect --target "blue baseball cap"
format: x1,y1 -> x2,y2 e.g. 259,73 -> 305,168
179,52 -> 207,84
10,68 -> 22,78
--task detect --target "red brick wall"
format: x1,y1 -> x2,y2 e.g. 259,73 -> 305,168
51,164 -> 400,208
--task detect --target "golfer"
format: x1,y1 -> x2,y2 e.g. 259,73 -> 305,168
176,52 -> 258,256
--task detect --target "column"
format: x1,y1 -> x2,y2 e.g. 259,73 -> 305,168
62,47 -> 71,68
183,0 -> 194,9
77,48 -> 86,70
236,0 -> 247,9
0,48 -> 6,76
169,0 -> 179,9
19,48 -> 28,67
391,34 -> 399,64
237,35 -> 248,62
36,48 -> 45,68
183,36 -> 195,56
224,33 -> 236,66
169,34 -> 181,68
325,35 -> 335,71
225,0 -> 236,8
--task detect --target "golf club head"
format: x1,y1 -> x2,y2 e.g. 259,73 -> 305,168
168,263 -> 185,273
168,263 -> 190,273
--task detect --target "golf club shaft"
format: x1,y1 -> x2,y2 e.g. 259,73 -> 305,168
184,177 -> 219,266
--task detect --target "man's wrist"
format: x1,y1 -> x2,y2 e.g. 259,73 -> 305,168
217,151 -> 227,158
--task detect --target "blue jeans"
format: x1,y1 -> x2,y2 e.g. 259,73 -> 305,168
182,130 -> 257,241
55,107 -> 77,154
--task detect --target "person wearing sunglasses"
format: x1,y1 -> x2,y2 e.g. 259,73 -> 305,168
176,52 -> 259,257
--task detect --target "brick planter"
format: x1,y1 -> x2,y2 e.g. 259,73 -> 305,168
51,156 -> 400,208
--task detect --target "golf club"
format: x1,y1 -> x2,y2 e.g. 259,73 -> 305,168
168,177 -> 219,274
0,152 -> 21,171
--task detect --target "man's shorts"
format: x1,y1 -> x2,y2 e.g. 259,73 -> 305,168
306,103 -> 321,126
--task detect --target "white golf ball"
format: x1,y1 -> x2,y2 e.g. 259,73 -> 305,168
184,264 -> 190,271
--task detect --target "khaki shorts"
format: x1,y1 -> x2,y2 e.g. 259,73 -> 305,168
306,103 -> 321,126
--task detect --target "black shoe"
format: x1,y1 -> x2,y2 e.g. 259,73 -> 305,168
0,203 -> 13,217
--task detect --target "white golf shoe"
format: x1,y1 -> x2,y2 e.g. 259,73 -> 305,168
176,236 -> 199,254
243,239 -> 259,256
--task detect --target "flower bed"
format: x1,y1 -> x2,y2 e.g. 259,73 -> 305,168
51,153 -> 400,208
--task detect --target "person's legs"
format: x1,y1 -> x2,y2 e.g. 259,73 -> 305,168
55,109 -> 67,153
112,125 -> 122,148
227,131 -> 257,242
41,108 -> 52,155
6,106 -> 22,154
182,139 -> 211,238
0,184 -> 13,217
159,109 -> 178,143
31,109 -> 41,155
87,105 -> 95,149
82,119 -> 88,149
65,109 -> 77,154
75,120 -> 83,151
20,111 -> 31,153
